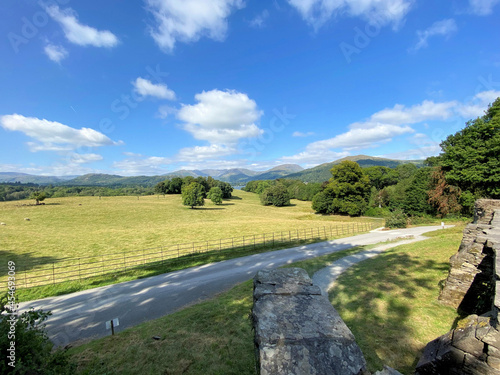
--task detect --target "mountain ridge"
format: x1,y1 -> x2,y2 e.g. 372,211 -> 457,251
0,156 -> 424,186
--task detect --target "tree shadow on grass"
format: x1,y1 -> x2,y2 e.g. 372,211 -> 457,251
329,251 -> 451,374
0,250 -> 59,278
194,207 -> 225,211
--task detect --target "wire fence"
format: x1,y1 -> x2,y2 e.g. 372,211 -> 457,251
2,221 -> 381,290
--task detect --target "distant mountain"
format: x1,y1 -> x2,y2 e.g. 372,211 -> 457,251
65,174 -> 166,187
284,155 -> 424,183
0,157 -> 421,187
0,172 -> 75,184
250,164 -> 304,182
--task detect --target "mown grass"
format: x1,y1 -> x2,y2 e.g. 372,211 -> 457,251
0,191 -> 381,300
329,225 -> 464,374
69,225 -> 464,375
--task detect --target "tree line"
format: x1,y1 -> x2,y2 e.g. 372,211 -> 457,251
243,97 -> 500,221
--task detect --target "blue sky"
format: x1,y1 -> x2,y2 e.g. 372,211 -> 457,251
1,0 -> 499,176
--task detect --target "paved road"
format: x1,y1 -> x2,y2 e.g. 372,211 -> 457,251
18,225 -> 450,347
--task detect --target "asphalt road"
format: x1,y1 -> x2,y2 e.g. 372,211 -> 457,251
18,225 -> 450,347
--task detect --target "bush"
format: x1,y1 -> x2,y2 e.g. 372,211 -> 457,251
385,209 -> 408,228
364,207 -> 392,218
0,294 -> 75,374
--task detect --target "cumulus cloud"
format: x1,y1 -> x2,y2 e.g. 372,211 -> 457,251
133,77 -> 176,100
468,0 -> 500,15
287,0 -> 413,30
112,154 -> 172,176
44,43 -> 68,63
456,90 -> 500,118
411,19 -> 457,51
45,5 -> 119,47
177,89 -> 263,144
281,99 -> 460,165
176,144 -> 236,163
145,0 -> 244,52
0,114 -> 120,151
69,153 -> 103,164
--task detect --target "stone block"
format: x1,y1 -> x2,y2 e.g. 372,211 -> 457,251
253,268 -> 367,375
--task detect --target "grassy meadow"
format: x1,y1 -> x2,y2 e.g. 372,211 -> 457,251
0,191 -> 382,300
69,225 -> 463,375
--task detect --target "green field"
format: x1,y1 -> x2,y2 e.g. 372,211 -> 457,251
0,191 -> 381,299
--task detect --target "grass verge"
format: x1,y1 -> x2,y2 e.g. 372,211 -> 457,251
329,225 -> 464,374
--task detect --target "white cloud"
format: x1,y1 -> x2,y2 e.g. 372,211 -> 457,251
281,98 -> 460,165
177,89 -> 263,144
469,0 -> 500,15
368,100 -> 456,125
145,0 -> 244,52
133,77 -> 176,100
249,9 -> 270,28
411,19 -> 457,51
156,105 -> 177,119
456,90 -> 500,118
292,131 -> 315,137
287,0 -> 413,30
176,144 -> 236,163
112,155 -> 172,176
0,114 -> 120,151
45,5 -> 119,47
44,43 -> 68,63
69,153 -> 103,164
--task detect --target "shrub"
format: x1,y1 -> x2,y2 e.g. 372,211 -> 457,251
364,207 -> 392,218
385,209 -> 408,228
0,293 -> 75,374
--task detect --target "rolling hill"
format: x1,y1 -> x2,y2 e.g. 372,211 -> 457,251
283,155 -> 424,183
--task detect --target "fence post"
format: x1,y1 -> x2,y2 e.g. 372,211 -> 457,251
124,252 -> 126,271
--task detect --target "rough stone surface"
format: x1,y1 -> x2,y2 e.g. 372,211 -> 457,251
417,202 -> 500,375
474,200 -> 500,225
252,268 -> 367,375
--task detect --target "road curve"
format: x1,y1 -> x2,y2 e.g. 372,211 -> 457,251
18,225 -> 450,347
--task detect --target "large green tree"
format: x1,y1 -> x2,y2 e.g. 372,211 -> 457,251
437,97 -> 500,198
181,182 -> 205,209
312,161 -> 370,216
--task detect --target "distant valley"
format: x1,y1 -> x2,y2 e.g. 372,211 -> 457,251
0,155 -> 424,186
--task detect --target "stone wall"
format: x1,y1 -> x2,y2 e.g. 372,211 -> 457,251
252,268 -> 369,375
416,201 -> 500,374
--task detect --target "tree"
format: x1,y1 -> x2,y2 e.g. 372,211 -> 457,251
181,182 -> 205,209
207,186 -> 223,205
403,167 -> 434,216
30,191 -> 46,205
436,97 -> 500,198
427,167 -> 462,217
312,161 -> 370,216
260,184 -> 290,207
